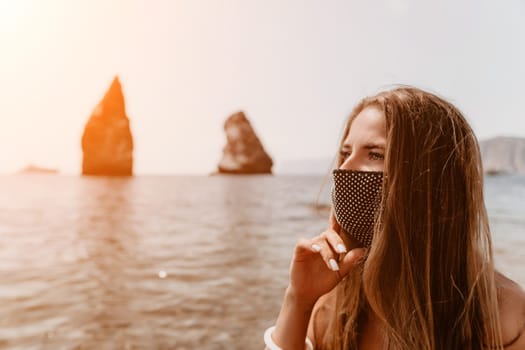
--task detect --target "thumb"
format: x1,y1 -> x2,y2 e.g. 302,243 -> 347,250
338,248 -> 366,276
329,210 -> 341,232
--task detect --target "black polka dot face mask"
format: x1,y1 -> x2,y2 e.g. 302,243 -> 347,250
331,169 -> 384,248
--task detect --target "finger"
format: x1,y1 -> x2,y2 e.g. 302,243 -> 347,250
324,229 -> 347,255
338,248 -> 366,276
294,237 -> 324,261
330,211 -> 363,251
297,234 -> 331,254
295,237 -> 315,254
313,238 -> 340,272
329,210 -> 341,232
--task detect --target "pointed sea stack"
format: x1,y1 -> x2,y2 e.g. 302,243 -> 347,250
81,76 -> 134,176
217,111 -> 273,174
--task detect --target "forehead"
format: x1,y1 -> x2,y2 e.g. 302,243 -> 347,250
344,106 -> 386,144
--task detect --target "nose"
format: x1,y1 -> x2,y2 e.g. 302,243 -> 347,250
340,152 -> 376,172
340,154 -> 360,171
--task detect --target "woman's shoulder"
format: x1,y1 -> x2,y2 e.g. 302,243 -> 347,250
307,289 -> 337,346
495,272 -> 525,348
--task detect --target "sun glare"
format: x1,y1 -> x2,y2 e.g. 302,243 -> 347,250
0,0 -> 32,34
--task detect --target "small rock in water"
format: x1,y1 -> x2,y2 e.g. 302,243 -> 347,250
46,331 -> 55,339
214,332 -> 232,343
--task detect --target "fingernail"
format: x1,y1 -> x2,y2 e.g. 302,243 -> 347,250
329,258 -> 339,271
336,243 -> 347,253
311,244 -> 322,252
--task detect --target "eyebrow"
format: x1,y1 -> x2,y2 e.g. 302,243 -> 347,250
364,143 -> 385,150
341,143 -> 385,150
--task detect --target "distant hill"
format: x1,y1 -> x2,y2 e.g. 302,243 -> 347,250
276,137 -> 525,175
17,165 -> 59,175
480,136 -> 525,175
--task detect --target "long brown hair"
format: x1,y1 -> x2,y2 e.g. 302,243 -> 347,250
322,87 -> 503,349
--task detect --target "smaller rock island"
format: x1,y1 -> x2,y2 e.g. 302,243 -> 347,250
17,165 -> 58,175
217,111 -> 273,174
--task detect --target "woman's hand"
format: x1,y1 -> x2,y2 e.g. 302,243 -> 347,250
270,214 -> 366,350
287,214 -> 366,307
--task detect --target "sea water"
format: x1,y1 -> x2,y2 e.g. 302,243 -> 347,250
0,175 -> 522,349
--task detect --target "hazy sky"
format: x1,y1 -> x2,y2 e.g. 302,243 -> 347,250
1,0 -> 524,174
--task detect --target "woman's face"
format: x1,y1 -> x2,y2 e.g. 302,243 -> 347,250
339,106 -> 386,172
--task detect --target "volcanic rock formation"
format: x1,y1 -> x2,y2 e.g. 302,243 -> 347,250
217,111 -> 273,174
81,76 -> 134,176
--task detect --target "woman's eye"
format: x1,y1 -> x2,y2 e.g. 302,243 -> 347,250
339,151 -> 350,160
369,152 -> 384,161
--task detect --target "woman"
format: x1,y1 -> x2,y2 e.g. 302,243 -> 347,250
264,87 -> 525,349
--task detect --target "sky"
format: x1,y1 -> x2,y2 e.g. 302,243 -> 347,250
1,0 -> 524,175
